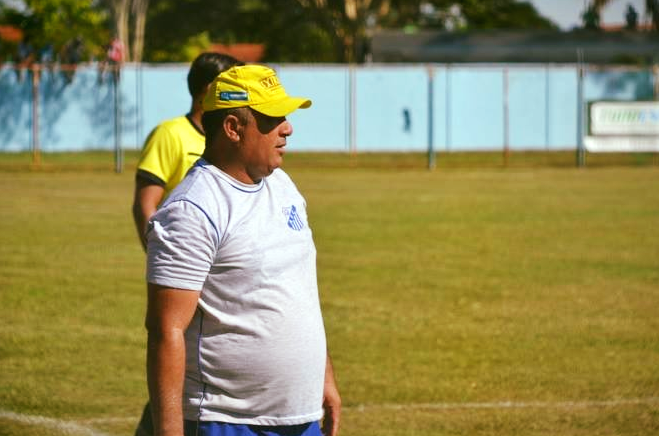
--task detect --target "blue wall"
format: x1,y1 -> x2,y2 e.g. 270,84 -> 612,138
0,63 -> 653,153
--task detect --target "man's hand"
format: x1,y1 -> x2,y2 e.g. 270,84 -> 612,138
132,177 -> 166,251
321,356 -> 341,436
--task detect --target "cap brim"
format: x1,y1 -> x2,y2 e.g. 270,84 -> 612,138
251,97 -> 312,117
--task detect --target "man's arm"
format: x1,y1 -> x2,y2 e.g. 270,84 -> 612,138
146,283 -> 200,436
322,354 -> 341,436
132,176 -> 166,251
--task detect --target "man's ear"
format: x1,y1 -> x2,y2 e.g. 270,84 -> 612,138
223,114 -> 243,143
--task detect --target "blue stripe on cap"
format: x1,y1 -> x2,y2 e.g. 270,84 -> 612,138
219,91 -> 249,101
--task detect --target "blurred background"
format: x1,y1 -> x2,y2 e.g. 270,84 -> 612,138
0,0 -> 655,64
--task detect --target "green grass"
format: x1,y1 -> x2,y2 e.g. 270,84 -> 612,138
1,153 -> 658,435
1,149 -> 658,171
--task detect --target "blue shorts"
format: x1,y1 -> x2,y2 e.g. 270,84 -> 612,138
183,420 -> 321,436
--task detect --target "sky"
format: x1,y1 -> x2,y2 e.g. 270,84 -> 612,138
528,0 -> 648,30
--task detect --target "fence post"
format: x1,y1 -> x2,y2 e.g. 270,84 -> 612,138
31,64 -> 41,166
427,65 -> 435,170
503,67 -> 510,167
114,65 -> 123,173
545,64 -> 551,151
348,65 -> 357,155
445,64 -> 451,153
576,49 -> 586,168
136,62 -> 143,152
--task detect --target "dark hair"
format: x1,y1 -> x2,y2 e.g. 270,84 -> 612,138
187,52 -> 243,97
201,107 -> 250,147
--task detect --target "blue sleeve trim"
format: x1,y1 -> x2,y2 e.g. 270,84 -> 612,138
175,199 -> 220,247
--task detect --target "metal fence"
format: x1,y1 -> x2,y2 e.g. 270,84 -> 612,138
0,61 -> 655,168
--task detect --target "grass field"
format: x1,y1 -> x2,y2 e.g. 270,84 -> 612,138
1,153 -> 658,436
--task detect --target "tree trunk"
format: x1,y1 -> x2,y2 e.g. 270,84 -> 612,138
109,0 -> 131,61
132,0 -> 149,62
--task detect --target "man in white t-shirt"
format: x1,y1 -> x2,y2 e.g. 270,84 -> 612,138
145,64 -> 341,436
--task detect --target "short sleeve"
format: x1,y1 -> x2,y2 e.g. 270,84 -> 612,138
137,124 -> 181,186
146,200 -> 218,291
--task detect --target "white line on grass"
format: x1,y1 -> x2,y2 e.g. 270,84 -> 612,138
0,410 -> 114,436
79,417 -> 136,425
349,397 -> 659,412
3,397 -> 659,433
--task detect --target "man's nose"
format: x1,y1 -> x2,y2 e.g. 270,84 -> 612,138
280,119 -> 293,137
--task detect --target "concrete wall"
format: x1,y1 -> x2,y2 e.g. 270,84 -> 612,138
0,63 -> 653,153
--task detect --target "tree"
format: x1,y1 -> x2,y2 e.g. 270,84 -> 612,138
2,0 -> 565,64
104,0 -> 129,59
131,0 -> 148,61
582,4 -> 600,29
141,0 -> 336,63
1,0 -> 109,60
140,0 -> 234,62
626,4 -> 639,30
98,0 -> 148,62
458,0 -> 558,30
291,0 -> 388,62
646,0 -> 659,30
590,0 -> 659,31
291,0 -> 557,62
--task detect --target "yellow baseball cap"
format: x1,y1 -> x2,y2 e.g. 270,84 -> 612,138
203,64 -> 312,117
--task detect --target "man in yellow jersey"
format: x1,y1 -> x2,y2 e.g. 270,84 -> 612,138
132,52 -> 242,250
131,52 -> 242,436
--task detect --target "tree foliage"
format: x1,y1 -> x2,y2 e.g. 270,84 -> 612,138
644,0 -> 659,30
587,0 -> 659,31
1,0 -> 109,61
582,4 -> 601,30
0,0 -> 571,64
96,0 -> 148,62
141,0 -> 336,62
458,0 -> 557,30
142,0 -> 558,63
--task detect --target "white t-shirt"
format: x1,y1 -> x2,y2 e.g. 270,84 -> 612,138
146,160 -> 327,426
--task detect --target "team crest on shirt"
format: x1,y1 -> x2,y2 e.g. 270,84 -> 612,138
282,205 -> 304,231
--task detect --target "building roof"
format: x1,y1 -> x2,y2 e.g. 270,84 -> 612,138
0,25 -> 23,43
371,29 -> 659,64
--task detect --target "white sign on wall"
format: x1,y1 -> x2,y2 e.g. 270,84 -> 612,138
585,101 -> 659,152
